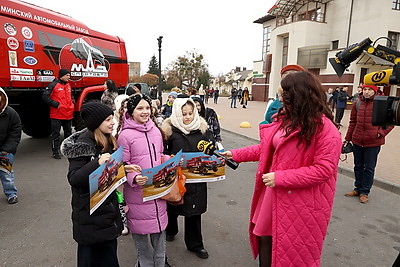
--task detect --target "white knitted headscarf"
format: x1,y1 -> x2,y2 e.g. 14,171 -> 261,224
170,98 -> 201,135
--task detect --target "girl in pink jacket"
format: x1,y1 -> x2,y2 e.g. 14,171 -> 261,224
117,94 -> 169,267
223,71 -> 342,267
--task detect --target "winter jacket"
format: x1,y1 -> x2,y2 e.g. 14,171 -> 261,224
161,117 -> 211,216
335,90 -> 348,109
345,95 -> 393,147
42,79 -> 74,120
117,113 -> 168,234
161,103 -> 173,118
0,88 -> 21,155
231,116 -> 341,266
231,88 -> 238,97
192,97 -> 222,142
101,90 -> 118,110
61,129 -> 122,245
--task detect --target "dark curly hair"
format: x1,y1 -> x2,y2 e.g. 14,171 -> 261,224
276,71 -> 335,147
105,79 -> 118,93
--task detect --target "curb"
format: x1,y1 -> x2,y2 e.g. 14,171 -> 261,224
221,128 -> 400,195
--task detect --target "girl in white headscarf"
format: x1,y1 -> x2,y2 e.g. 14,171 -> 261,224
161,97 -> 212,260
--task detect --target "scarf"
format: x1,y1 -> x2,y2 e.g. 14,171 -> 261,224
170,98 -> 201,135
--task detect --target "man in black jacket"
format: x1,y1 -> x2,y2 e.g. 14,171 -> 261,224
0,88 -> 22,204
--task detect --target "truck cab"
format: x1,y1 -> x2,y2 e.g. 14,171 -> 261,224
0,0 -> 128,137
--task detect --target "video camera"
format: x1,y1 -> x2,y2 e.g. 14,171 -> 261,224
330,37 -> 400,127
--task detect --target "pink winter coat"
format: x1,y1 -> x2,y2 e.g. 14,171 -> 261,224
117,112 -> 168,235
231,116 -> 341,266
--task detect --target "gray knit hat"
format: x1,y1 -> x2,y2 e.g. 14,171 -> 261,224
81,102 -> 113,132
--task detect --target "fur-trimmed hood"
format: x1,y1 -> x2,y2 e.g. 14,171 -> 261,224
61,129 -> 97,158
161,117 -> 208,139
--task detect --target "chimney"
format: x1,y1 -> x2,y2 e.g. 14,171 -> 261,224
235,66 -> 240,72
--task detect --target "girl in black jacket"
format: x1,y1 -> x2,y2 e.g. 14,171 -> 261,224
61,102 -> 122,267
161,97 -> 213,259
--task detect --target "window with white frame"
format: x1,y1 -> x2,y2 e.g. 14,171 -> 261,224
262,26 -> 271,60
393,0 -> 400,10
388,31 -> 400,50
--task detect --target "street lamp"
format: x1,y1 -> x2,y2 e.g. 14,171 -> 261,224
157,36 -> 163,104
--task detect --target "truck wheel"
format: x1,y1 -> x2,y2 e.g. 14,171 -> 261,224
21,104 -> 51,138
200,166 -> 208,175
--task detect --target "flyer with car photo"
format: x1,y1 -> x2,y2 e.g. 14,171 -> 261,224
89,146 -> 126,215
141,150 -> 182,202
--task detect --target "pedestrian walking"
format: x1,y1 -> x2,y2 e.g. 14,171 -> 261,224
198,84 -> 205,102
230,85 -> 238,108
0,88 -> 21,204
237,87 -> 243,103
61,102 -> 123,267
204,85 -> 210,104
117,94 -> 170,267
42,69 -> 74,159
161,97 -> 213,260
241,87 -> 250,108
213,87 -> 219,104
334,86 -> 349,126
101,79 -> 119,110
344,84 -> 393,204
222,71 -> 341,266
331,87 -> 340,112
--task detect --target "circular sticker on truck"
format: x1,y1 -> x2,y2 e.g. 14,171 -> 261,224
4,23 -> 17,36
7,37 -> 19,50
22,27 -> 33,39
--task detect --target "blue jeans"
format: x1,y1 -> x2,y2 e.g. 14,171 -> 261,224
0,170 -> 17,199
353,144 -> 381,195
231,96 -> 237,108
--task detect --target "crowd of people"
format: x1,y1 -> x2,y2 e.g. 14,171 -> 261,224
1,66 -> 394,266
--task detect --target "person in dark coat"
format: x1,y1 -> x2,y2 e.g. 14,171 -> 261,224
335,86 -> 349,126
0,88 -> 21,204
161,97 -> 213,259
191,97 -> 222,143
61,102 -> 123,267
344,85 -> 393,204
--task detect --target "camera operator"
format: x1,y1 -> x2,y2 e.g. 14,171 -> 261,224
344,85 -> 394,204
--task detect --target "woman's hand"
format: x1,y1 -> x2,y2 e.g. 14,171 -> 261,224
135,175 -> 148,186
262,172 -> 275,188
219,150 -> 232,159
98,153 -> 111,165
124,164 -> 141,173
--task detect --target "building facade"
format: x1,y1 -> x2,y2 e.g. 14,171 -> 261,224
252,0 -> 400,101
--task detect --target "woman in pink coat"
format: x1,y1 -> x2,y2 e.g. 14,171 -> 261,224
222,71 -> 342,266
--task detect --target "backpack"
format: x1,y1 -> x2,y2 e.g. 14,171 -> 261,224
354,98 -> 361,111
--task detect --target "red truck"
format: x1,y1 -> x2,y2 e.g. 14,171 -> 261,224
0,0 -> 128,137
152,162 -> 176,188
186,156 -> 218,175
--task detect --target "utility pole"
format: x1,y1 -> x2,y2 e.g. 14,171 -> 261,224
157,36 -> 163,104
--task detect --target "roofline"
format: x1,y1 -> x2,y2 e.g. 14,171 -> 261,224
253,14 -> 276,24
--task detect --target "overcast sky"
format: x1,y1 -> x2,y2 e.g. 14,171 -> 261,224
23,0 -> 276,76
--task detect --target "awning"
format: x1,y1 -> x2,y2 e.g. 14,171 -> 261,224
268,0 -> 334,16
356,52 -> 395,66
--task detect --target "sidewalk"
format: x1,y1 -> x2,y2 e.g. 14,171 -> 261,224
205,96 -> 400,194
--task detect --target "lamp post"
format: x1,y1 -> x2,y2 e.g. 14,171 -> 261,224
157,36 -> 163,104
